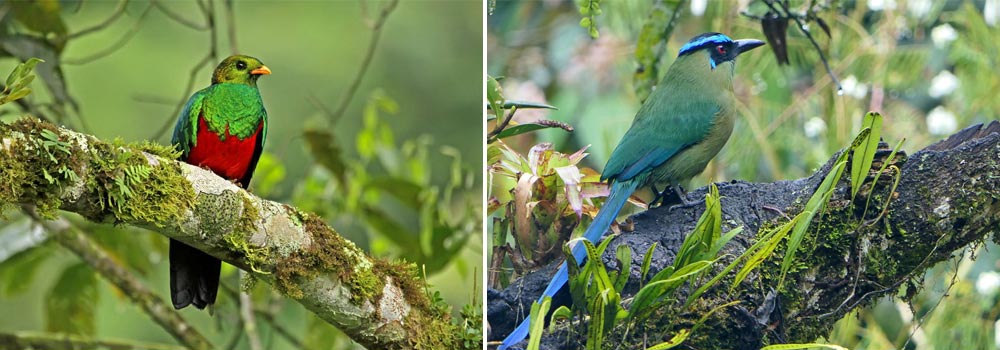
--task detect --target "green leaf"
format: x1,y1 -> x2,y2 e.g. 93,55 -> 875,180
527,296 -> 552,350
862,138 -> 905,219
780,160 -> 847,284
628,259 -> 715,322
851,112 -> 883,199
586,290 -> 607,350
580,17 -> 592,28
45,263 -> 97,335
612,244 -> 631,293
673,184 -> 721,269
367,177 -> 424,210
362,204 -> 418,249
639,242 -> 658,287
732,217 -> 798,293
3,88 -> 32,104
303,128 -> 347,187
550,305 -> 573,326
646,329 -> 690,350
0,243 -> 53,296
486,75 -> 504,117
708,226 -> 742,258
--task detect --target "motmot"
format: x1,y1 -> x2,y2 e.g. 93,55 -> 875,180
498,32 -> 765,349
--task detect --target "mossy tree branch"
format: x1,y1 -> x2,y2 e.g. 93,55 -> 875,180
489,121 -> 1000,349
0,118 -> 465,350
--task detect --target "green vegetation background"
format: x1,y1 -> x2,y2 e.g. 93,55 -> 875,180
0,1 -> 482,349
488,0 -> 1000,348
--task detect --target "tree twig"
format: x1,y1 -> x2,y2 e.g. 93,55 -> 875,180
326,0 -> 400,124
0,331 -> 187,350
63,4 -> 154,65
150,53 -> 214,141
152,0 -> 210,30
762,0 -> 842,91
239,271 -> 263,350
23,209 -> 213,350
67,0 -> 130,39
224,0 -> 239,54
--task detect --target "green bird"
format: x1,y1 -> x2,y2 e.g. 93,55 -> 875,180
499,33 -> 764,348
170,55 -> 271,310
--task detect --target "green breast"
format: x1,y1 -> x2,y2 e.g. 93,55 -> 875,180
200,83 -> 266,139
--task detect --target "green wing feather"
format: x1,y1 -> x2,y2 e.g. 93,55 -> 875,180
601,87 -> 721,183
171,89 -> 207,158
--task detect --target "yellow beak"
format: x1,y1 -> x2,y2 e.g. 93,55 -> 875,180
250,65 -> 272,75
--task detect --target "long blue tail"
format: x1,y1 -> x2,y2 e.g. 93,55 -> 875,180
498,180 -> 639,349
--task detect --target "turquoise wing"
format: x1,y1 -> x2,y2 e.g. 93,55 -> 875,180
601,89 -> 721,183
171,88 -> 208,158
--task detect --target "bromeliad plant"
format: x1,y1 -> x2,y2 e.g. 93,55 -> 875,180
489,141 -> 608,279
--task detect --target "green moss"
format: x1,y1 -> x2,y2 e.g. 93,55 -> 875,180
273,211 -> 363,300
403,309 -> 462,350
374,258 -> 430,313
81,136 -> 195,226
0,118 -> 83,218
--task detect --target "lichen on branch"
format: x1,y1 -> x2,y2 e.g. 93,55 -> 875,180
0,117 -> 470,350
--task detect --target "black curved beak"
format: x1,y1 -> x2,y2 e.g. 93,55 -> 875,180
735,39 -> 766,55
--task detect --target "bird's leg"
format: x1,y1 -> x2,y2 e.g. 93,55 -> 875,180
668,184 -> 702,210
649,184 -> 667,208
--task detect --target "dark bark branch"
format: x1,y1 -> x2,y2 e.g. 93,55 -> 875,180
488,121 -> 1000,349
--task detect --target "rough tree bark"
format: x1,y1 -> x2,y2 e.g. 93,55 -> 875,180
0,118 -> 466,350
488,121 -> 1000,349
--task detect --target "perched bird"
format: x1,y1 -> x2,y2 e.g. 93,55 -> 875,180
170,55 -> 271,310
499,33 -> 764,349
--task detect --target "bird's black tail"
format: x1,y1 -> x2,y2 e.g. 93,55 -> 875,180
169,239 -> 220,310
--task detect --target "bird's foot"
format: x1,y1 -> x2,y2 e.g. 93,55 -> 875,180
649,184 -> 668,208
667,184 -> 702,211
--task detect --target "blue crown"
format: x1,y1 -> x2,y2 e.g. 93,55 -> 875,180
678,32 -> 734,57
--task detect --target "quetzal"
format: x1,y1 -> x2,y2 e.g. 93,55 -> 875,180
169,55 -> 271,310
498,33 -> 764,349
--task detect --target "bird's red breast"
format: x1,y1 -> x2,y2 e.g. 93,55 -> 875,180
185,115 -> 262,182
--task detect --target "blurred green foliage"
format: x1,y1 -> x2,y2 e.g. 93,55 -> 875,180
489,0 -> 1000,348
0,1 -> 481,349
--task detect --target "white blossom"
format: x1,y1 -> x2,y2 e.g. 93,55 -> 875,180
928,70 -> 959,98
868,0 -> 896,11
804,117 -> 827,138
931,24 -> 958,48
977,271 -> 1000,296
987,0 -> 999,27
926,106 -> 958,136
690,0 -> 707,17
908,0 -> 932,19
840,75 -> 868,99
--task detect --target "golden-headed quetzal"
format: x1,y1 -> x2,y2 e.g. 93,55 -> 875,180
498,33 -> 764,348
169,55 -> 270,310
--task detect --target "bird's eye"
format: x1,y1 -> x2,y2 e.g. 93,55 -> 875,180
236,61 -> 247,70
716,45 -> 727,55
